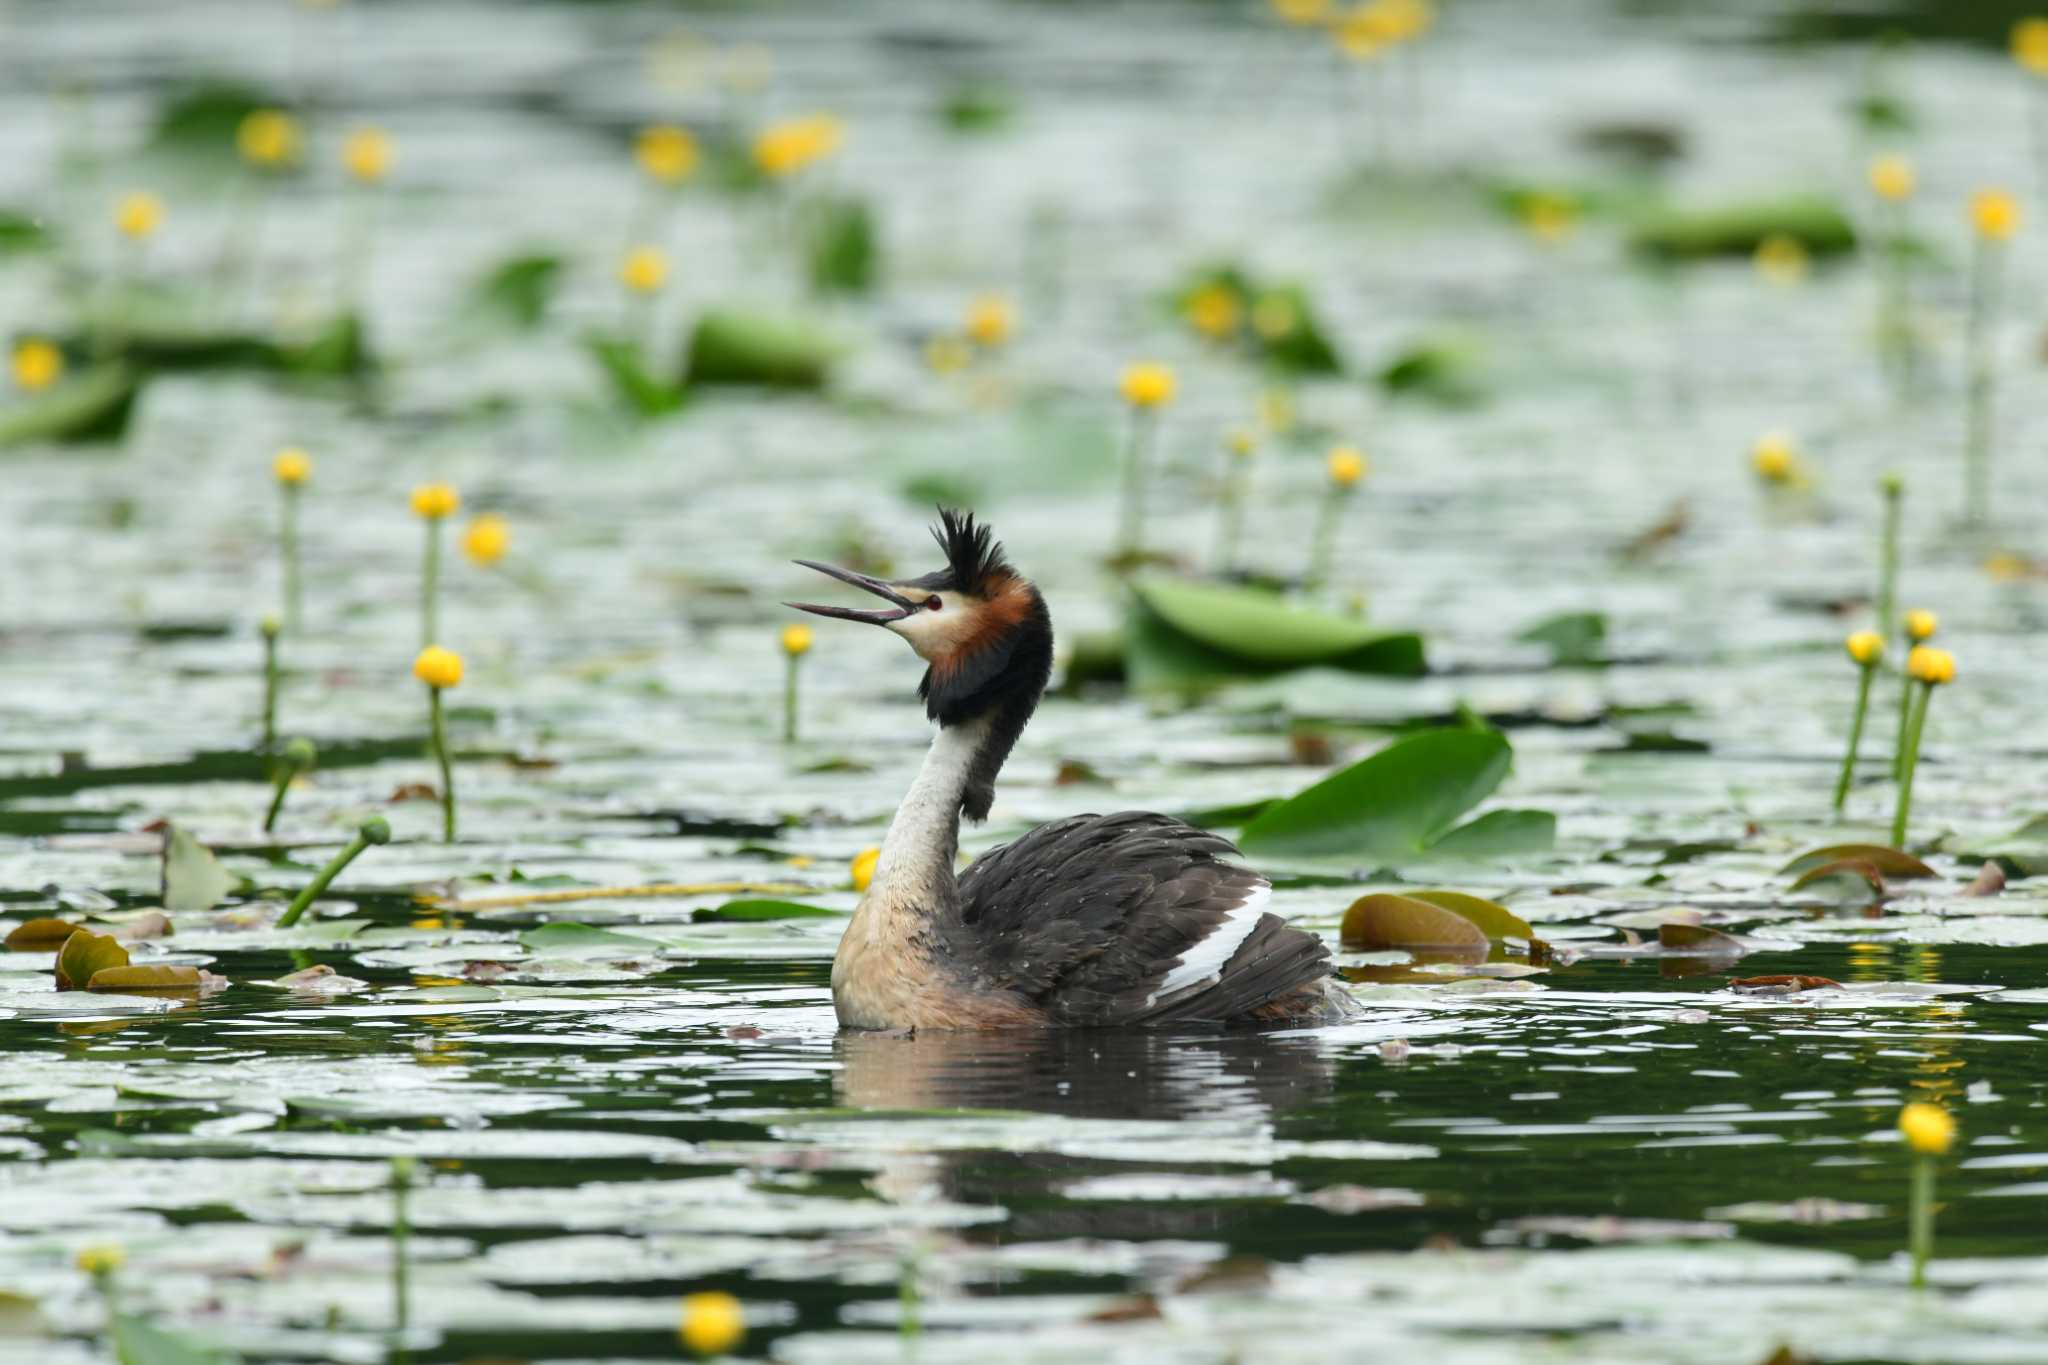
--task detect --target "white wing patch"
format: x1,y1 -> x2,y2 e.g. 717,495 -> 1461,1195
1146,883 -> 1270,1006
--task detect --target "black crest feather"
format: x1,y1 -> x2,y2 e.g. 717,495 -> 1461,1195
931,507 -> 1010,596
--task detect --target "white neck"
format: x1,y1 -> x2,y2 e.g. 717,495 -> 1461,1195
868,715 -> 989,922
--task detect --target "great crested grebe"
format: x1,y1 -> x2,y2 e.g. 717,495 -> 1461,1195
787,510 -> 1358,1032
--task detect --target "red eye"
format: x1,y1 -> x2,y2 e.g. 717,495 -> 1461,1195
925,596 -> 943,611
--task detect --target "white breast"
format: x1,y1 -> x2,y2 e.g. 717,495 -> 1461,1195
1147,883 -> 1270,1006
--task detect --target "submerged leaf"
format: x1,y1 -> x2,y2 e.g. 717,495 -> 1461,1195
55,930 -> 130,991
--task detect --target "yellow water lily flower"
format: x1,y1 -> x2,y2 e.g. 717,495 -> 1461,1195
1971,189 -> 2020,242
237,109 -> 303,168
781,623 -> 814,657
678,1290 -> 745,1356
75,1245 -> 126,1276
1899,1101 -> 1956,1155
2015,17 -> 2048,75
1869,154 -> 1915,202
410,483 -> 460,520
343,126 -> 393,184
1751,432 -> 1800,484
12,339 -> 62,392
1119,362 -> 1175,409
753,114 -> 845,179
462,515 -> 508,566
1327,446 -> 1367,488
273,448 -> 312,486
1907,645 -> 1955,686
965,293 -> 1013,349
850,845 -> 881,892
620,245 -> 670,294
636,124 -> 700,184
1904,608 -> 1937,642
115,191 -> 164,240
413,646 -> 464,690
1845,630 -> 1884,667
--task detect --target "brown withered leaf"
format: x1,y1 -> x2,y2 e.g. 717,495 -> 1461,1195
1729,974 -> 1842,995
4,917 -> 80,951
1964,862 -> 2006,897
111,911 -> 174,942
86,964 -> 204,992
1052,759 -> 1105,787
388,783 -> 439,803
1657,922 -> 1745,956
1087,1296 -> 1162,1323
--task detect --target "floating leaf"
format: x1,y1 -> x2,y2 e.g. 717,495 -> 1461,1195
113,1311 -> 238,1364
163,825 -> 235,912
517,922 -> 662,959
1422,809 -> 1557,861
1628,193 -> 1856,260
683,308 -> 840,389
1729,975 -> 1843,994
806,196 -> 879,295
87,964 -> 204,992
1779,844 -> 1934,879
1788,858 -> 1886,903
586,335 -> 687,417
4,917 -> 80,950
1378,333 -> 1489,407
1657,922 -> 1745,956
0,365 -> 140,448
55,930 -> 130,991
1125,576 -> 1425,688
1341,894 -> 1488,951
693,899 -> 839,922
1517,610 -> 1608,666
1241,729 -> 1548,865
465,252 -> 563,331
0,208 -> 53,254
1404,890 -> 1535,942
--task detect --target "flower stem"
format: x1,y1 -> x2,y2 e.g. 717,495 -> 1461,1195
429,684 -> 455,843
281,484 -> 302,634
276,819 -> 388,928
1304,487 -> 1349,592
1832,664 -> 1877,812
262,767 -> 293,834
1875,478 -> 1901,648
1891,666 -> 1915,781
1890,680 -> 1933,849
1963,236 -> 2002,530
421,517 -> 442,649
1876,198 -> 1911,394
1214,456 -> 1248,575
261,629 -> 280,750
1117,410 -> 1156,561
1909,1153 -> 1935,1289
390,1156 -> 414,1337
783,655 -> 800,744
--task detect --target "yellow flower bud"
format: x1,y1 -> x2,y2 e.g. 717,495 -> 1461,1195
462,515 -> 509,566
114,191 -> 164,240
1184,284 -> 1242,340
965,293 -> 1013,349
237,109 -> 302,169
1751,432 -> 1799,484
851,845 -> 880,892
1907,645 -> 1955,686
1327,446 -> 1367,488
1898,1101 -> 1956,1155
413,646 -> 464,690
1903,608 -> 1937,643
75,1245 -> 126,1276
410,483 -> 461,520
273,447 -> 312,486
1118,362 -> 1175,409
2015,17 -> 2048,76
1971,189 -> 2020,242
1754,233 -> 1810,287
780,623 -> 813,657
1225,427 -> 1257,458
343,126 -> 394,184
635,124 -> 699,184
12,339 -> 62,392
620,245 -> 670,294
752,114 -> 845,179
1845,630 -> 1884,667
1869,154 -> 1915,202
678,1290 -> 745,1356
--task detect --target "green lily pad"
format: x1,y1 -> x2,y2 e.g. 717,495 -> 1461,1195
1518,610 -> 1608,666
693,899 -> 839,922
587,335 -> 688,416
465,252 -> 564,331
517,922 -> 663,959
1405,890 -> 1536,941
1125,577 -> 1425,689
55,929 -> 130,991
1628,193 -> 1856,261
807,195 -> 879,295
113,1313 -> 238,1365
0,209 -> 53,254
0,365 -> 139,448
683,308 -> 841,389
1240,728 -> 1550,864
1789,858 -> 1887,904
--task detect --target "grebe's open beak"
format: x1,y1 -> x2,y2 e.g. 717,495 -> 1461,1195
786,560 -> 920,625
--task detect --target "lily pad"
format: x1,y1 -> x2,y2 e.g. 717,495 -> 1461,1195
1787,858 -> 1887,903
163,825 -> 236,912
1628,193 -> 1856,260
693,899 -> 840,922
55,929 -> 130,991
1125,577 -> 1425,687
1779,844 -> 1934,879
465,252 -> 564,331
517,922 -> 663,959
87,964 -> 205,992
587,335 -> 687,417
683,308 -> 840,389
0,365 -> 140,448
1341,892 -> 1530,950
807,195 -> 880,295
1517,610 -> 1608,666
4,917 -> 80,950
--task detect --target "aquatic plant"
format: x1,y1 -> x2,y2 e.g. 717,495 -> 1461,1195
410,482 -> 460,648
259,615 -> 281,748
1899,1101 -> 1955,1288
965,293 -> 1012,350
753,114 -> 845,180
273,447 -> 310,631
275,815 -> 392,928
339,127 -> 393,308
1125,574 -> 1423,687
1305,445 -> 1366,591
1893,608 -> 1937,778
1750,431 -> 1805,489
1115,362 -> 1175,560
1867,154 -> 1915,387
1212,426 -> 1256,573
1753,232 -> 1809,286
113,191 -> 163,241
636,124 -> 699,185
390,1155 -> 415,1339
236,108 -> 301,170
1963,189 -> 2018,528
1875,474 -> 1903,648
463,514 -> 508,567
343,126 -> 392,184
1833,631 -> 1885,812
414,647 -> 463,841
679,1291 -> 745,1356
1891,645 -> 1955,848
780,623 -> 812,743
262,737 -> 316,833
11,338 -> 61,391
